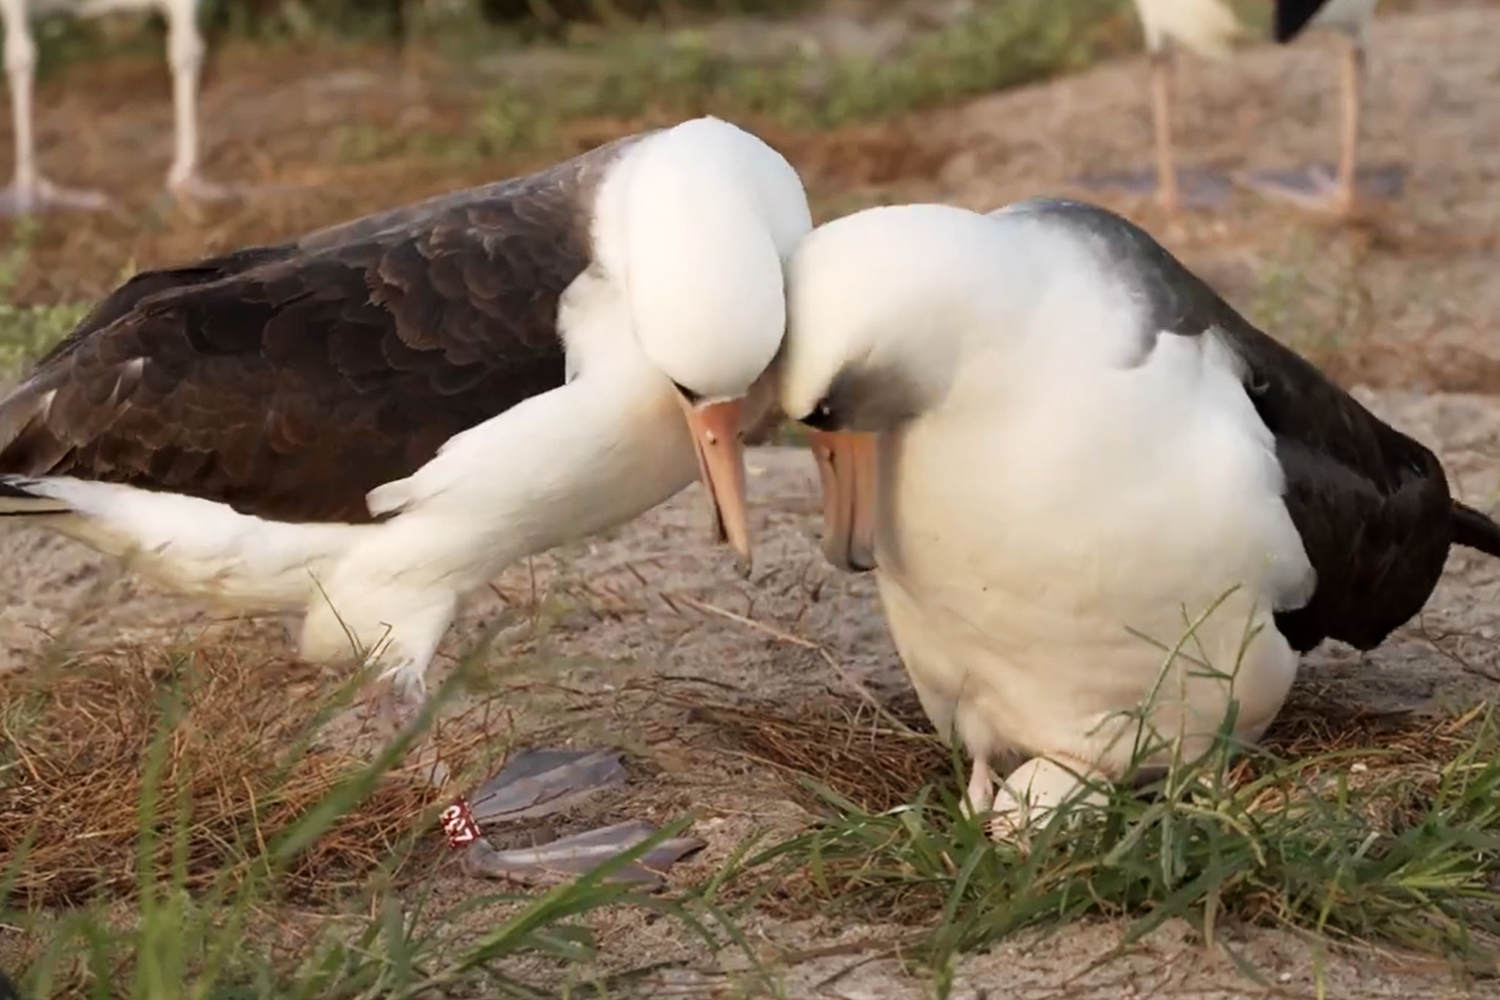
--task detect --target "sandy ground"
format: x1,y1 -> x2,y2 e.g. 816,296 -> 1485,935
924,5 -> 1500,392
5,394 -> 1500,997
2,5 -> 1497,402
4,3 -> 1500,996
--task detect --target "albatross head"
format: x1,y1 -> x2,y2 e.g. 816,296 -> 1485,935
604,116 -> 812,572
778,204 -> 995,572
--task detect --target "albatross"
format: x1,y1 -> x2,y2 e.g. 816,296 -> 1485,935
1133,0 -> 1380,215
775,198 -> 1500,835
0,115 -> 811,731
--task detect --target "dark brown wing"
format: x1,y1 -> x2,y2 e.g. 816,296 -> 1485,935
0,133 -> 643,524
1215,313 -> 1452,652
1009,198 -> 1456,654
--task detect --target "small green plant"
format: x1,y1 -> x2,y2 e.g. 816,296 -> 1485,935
2,640 -> 745,997
725,595 -> 1500,994
0,222 -> 89,378
476,81 -> 559,155
465,0 -> 1137,146
0,303 -> 88,378
1248,228 -> 1373,374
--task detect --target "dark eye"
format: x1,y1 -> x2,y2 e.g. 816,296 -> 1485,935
672,380 -> 702,404
802,398 -> 838,430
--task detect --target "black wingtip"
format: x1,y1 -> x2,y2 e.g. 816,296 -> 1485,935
1452,502 -> 1500,559
0,476 -> 69,516
1273,0 -> 1327,43
0,477 -> 40,499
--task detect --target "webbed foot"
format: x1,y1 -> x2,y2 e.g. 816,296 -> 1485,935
0,176 -> 110,215
1236,162 -> 1404,216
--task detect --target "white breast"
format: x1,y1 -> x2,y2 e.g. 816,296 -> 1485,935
1132,0 -> 1241,56
872,326 -> 1312,775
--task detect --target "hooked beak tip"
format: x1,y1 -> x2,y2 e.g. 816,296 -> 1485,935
679,394 -> 754,574
810,428 -> 879,575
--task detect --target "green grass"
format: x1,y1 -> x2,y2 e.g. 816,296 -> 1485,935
735,723 -> 1500,985
460,0 -> 1135,152
719,597 -> 1500,996
0,224 -> 89,378
313,0 -> 1140,163
28,0 -> 1150,169
1246,228 -> 1372,375
13,803 -> 718,998
2,646 -> 749,998
0,302 -> 87,378
8,596 -> 1500,997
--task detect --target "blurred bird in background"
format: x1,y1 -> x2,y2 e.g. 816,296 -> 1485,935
0,0 -> 239,214
1133,0 -> 1381,216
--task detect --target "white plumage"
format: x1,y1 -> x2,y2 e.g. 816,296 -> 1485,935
1131,0 -> 1382,215
0,117 -> 812,728
1133,0 -> 1241,58
779,201 -> 1310,826
777,197 -> 1487,834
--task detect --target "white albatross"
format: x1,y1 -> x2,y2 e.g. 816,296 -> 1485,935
1133,0 -> 1380,215
775,198 -> 1500,835
0,115 -> 811,730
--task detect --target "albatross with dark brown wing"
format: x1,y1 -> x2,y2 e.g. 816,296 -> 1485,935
0,117 -> 813,741
0,134 -> 636,525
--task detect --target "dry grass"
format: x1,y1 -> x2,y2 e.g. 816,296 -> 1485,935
693,691 -> 948,814
2,2 -> 1499,993
0,639 -> 511,908
714,676 -> 1500,976
696,680 -> 1492,832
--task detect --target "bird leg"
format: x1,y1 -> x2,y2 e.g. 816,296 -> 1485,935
1149,48 -> 1180,215
1331,32 -> 1364,215
987,755 -> 1108,843
961,757 -> 995,821
0,0 -> 108,215
360,660 -> 465,787
301,572 -> 459,772
365,659 -> 427,733
160,0 -> 240,202
1070,44 -> 1229,210
1239,33 -> 1367,216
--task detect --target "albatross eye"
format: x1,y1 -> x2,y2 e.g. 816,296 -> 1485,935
803,398 -> 838,430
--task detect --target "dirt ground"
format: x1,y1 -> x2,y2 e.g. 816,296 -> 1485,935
4,3 -> 1500,997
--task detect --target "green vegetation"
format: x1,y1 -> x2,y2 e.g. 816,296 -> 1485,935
2,643 -> 746,998
707,594 -> 1500,993
1247,228 -> 1371,375
0,224 -> 88,378
446,0 -> 1138,157
488,0 -> 1132,129
10,596 -> 1500,997
36,0 -> 1144,157
730,707 -> 1500,993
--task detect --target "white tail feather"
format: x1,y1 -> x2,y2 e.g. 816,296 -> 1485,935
0,477 -> 71,515
4,476 -> 366,606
